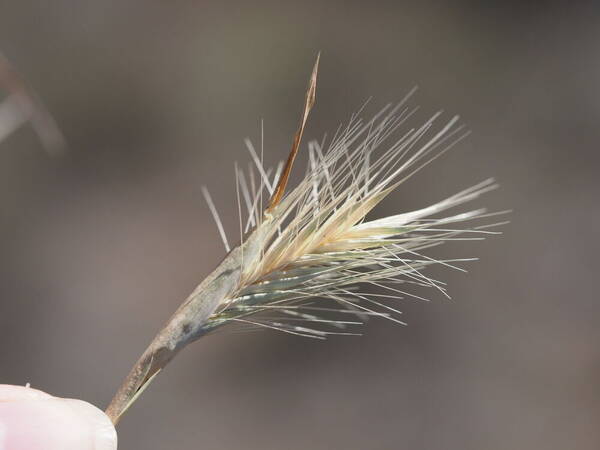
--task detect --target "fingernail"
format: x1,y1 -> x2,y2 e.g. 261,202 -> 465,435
62,399 -> 118,450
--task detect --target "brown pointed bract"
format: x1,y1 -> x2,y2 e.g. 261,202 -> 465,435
267,53 -> 319,212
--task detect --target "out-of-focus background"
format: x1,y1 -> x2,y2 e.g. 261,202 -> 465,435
0,2 -> 598,449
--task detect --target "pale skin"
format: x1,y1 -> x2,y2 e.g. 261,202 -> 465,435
0,385 -> 117,450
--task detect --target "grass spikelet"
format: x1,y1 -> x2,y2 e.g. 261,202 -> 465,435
105,56 -> 503,424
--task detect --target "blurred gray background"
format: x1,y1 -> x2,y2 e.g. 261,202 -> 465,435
0,1 -> 598,449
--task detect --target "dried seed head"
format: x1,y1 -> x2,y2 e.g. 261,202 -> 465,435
105,57 -> 504,424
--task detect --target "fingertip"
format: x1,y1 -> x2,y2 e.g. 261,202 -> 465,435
0,387 -> 117,450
